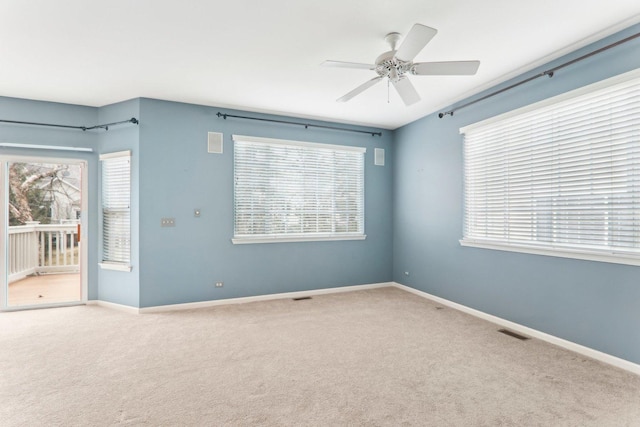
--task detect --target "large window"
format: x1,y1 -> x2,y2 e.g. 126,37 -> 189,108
461,69 -> 640,265
99,150 -> 131,270
233,135 -> 365,244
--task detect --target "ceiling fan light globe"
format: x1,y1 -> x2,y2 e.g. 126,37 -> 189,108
389,68 -> 399,82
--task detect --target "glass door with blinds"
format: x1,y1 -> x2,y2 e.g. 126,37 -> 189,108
0,156 -> 88,310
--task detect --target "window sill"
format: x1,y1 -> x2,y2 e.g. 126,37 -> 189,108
99,262 -> 133,272
232,234 -> 366,245
459,239 -> 640,267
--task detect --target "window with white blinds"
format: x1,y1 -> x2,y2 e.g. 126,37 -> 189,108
233,135 -> 366,244
100,150 -> 131,268
461,69 -> 640,265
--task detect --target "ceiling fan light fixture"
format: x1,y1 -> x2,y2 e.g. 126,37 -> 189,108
388,67 -> 399,82
322,23 -> 480,106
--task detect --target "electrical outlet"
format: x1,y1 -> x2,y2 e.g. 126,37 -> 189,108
215,282 -> 224,288
161,218 -> 176,227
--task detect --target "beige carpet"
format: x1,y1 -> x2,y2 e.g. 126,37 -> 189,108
1,287 -> 639,426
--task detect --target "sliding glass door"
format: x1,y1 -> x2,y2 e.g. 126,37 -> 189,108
0,156 -> 88,310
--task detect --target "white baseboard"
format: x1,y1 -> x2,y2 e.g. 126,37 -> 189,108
138,282 -> 394,314
391,282 -> 640,376
89,281 -> 639,376
87,299 -> 140,315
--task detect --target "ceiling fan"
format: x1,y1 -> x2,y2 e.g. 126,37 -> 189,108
322,23 -> 480,106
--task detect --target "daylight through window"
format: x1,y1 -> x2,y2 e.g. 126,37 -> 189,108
100,151 -> 131,268
460,69 -> 640,265
233,135 -> 365,243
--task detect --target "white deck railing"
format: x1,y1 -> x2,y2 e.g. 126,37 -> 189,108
8,221 -> 80,283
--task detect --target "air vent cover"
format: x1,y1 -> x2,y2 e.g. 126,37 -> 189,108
498,329 -> 530,341
374,148 -> 385,166
208,132 -> 223,154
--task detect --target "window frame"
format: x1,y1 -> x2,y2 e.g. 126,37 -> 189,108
232,134 -> 366,244
460,68 -> 640,266
99,150 -> 132,271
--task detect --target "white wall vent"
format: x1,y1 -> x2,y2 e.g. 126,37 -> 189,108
208,132 -> 223,154
374,148 -> 385,166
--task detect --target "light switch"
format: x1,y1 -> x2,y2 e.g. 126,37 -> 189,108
161,218 -> 176,227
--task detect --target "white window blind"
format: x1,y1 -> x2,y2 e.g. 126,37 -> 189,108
460,69 -> 640,265
100,151 -> 131,266
233,135 -> 365,243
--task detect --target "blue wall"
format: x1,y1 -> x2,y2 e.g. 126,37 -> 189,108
97,99 -> 141,307
393,24 -> 640,364
137,99 -> 393,307
0,96 -> 393,310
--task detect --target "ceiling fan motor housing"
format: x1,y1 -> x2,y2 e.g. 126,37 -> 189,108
375,51 -> 412,82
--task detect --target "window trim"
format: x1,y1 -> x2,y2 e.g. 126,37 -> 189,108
460,68 -> 640,266
232,234 -> 366,245
98,261 -> 133,272
232,134 -> 367,154
99,150 -> 132,271
460,240 -> 640,267
232,134 -> 366,244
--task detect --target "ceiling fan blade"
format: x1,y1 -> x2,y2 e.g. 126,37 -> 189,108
395,24 -> 437,61
412,61 -> 480,75
322,60 -> 376,70
392,77 -> 421,106
337,76 -> 384,102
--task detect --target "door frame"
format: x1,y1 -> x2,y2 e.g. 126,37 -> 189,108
0,155 -> 89,310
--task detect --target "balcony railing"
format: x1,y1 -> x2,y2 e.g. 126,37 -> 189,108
8,221 -> 80,283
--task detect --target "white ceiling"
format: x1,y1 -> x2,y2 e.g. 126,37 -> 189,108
1,1 -> 640,130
